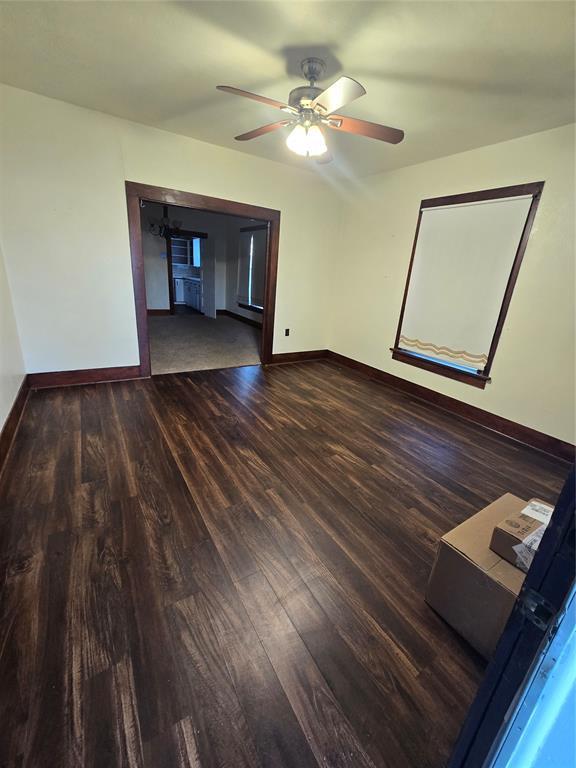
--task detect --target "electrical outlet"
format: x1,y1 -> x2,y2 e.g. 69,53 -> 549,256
285,328 -> 290,336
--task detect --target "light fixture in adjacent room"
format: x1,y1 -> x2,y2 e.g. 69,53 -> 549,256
286,123 -> 327,157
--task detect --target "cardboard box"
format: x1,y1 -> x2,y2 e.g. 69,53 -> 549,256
490,499 -> 554,573
426,494 -> 527,659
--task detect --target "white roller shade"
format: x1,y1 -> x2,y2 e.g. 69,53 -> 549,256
399,195 -> 533,372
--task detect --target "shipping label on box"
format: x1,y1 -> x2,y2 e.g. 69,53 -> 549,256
490,499 -> 554,573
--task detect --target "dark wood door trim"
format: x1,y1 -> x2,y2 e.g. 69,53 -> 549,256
448,467 -> 575,767
169,229 -> 208,239
165,235 -> 175,314
240,224 -> 269,233
126,192 -> 151,377
125,182 -> 280,370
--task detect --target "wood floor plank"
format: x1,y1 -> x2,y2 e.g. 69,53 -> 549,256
142,717 -> 201,768
83,655 -> 144,768
117,497 -> 195,741
0,361 -> 569,767
225,508 -> 428,767
167,591 -> 261,768
166,537 -> 318,768
236,571 -> 378,768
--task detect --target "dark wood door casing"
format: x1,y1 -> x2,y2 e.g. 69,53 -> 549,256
125,181 -> 281,375
165,235 -> 175,315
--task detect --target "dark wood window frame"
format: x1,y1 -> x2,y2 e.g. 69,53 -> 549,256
391,181 -> 544,389
125,182 -> 280,376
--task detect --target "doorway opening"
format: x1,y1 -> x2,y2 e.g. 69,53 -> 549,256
125,183 -> 280,377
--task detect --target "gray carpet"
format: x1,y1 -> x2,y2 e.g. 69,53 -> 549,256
149,314 -> 261,374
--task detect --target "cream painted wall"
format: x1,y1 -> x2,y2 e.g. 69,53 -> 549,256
0,84 -> 573,444
330,124 -> 575,443
0,84 -> 338,372
0,241 -> 25,431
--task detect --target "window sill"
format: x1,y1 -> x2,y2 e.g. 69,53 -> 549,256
238,302 -> 263,315
390,347 -> 491,389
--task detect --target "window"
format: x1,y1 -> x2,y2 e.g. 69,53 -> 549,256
237,225 -> 267,313
170,237 -> 202,267
191,238 -> 201,268
391,182 -> 544,388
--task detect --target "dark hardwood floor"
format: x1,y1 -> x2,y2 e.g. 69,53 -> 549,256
0,361 -> 569,768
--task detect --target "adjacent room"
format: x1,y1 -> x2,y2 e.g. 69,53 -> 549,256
141,201 -> 267,373
0,2 -> 574,768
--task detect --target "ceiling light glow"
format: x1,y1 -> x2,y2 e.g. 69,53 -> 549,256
286,124 -> 327,157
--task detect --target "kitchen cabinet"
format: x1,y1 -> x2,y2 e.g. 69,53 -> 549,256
184,279 -> 202,312
173,277 -> 185,304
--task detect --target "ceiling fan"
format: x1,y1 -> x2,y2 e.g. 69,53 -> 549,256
217,57 -> 404,160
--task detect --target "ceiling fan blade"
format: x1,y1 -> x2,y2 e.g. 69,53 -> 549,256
327,115 -> 404,144
216,85 -> 297,113
311,76 -> 366,115
235,120 -> 294,141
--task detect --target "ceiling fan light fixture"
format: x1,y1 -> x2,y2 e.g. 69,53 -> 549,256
286,124 -> 308,156
286,123 -> 327,157
306,125 -> 327,156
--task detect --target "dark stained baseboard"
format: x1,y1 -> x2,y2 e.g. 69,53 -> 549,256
28,365 -> 143,390
237,302 -> 264,315
0,376 -> 30,477
268,350 -> 329,365
216,309 -> 263,329
147,309 -> 171,316
325,351 -> 574,463
9,349 -> 574,467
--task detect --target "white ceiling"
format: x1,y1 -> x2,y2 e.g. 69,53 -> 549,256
0,1 -> 574,177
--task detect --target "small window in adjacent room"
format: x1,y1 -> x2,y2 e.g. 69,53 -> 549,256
191,238 -> 201,268
237,225 -> 267,313
390,182 -> 544,388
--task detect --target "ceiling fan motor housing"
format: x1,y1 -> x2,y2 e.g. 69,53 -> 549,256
288,85 -> 323,109
301,56 -> 326,84
289,57 -> 326,109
